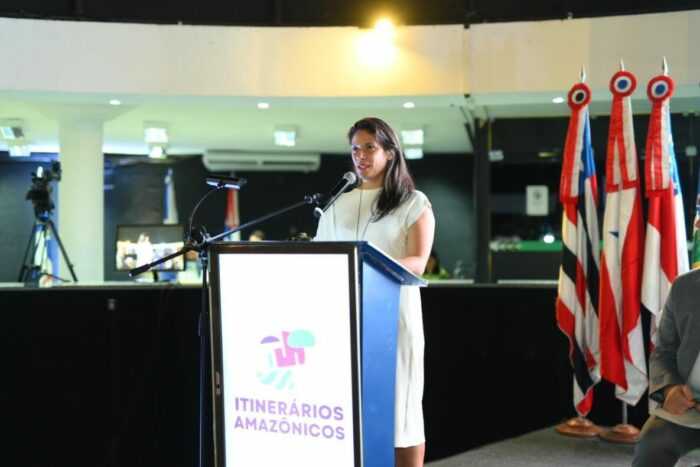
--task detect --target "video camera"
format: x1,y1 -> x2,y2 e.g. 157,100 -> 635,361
26,161 -> 62,217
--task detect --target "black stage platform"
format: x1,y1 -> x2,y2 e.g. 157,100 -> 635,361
0,281 -> 656,466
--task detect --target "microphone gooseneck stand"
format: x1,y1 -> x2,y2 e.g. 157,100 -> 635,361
129,181 -> 323,467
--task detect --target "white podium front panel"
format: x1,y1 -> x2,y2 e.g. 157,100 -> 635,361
214,252 -> 361,466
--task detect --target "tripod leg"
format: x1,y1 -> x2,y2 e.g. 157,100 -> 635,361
35,225 -> 49,268
18,221 -> 39,282
47,218 -> 78,282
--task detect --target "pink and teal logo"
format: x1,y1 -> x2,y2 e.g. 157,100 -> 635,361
258,329 -> 315,390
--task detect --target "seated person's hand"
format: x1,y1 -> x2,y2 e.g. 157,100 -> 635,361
662,384 -> 696,415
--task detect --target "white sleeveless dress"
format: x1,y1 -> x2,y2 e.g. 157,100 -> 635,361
314,187 -> 431,447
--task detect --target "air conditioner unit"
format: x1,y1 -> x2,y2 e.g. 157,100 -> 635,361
203,150 -> 321,173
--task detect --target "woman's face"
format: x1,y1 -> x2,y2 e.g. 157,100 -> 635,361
350,129 -> 391,189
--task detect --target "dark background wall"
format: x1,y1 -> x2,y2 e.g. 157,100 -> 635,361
490,113 -> 700,241
1,113 -> 697,284
0,152 -> 474,282
488,113 -> 700,280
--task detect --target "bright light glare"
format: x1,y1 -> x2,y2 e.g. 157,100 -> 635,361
257,102 -> 270,109
552,97 -> 565,104
543,233 -> 555,244
356,18 -> 397,67
109,99 -> 121,106
374,19 -> 395,41
403,102 -> 415,109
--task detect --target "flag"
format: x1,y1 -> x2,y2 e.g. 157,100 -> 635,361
224,184 -> 241,241
163,168 -> 178,224
641,71 -> 689,347
692,177 -> 700,269
556,81 -> 601,417
598,70 -> 647,406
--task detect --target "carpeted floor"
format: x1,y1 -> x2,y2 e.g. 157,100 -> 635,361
426,426 -> 700,467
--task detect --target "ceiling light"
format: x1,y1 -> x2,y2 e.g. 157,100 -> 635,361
8,143 -> 30,157
144,122 -> 169,144
488,149 -> 504,162
148,145 -> 167,159
109,99 -> 121,106
356,17 -> 397,67
404,147 -> 423,160
273,126 -> 297,147
403,102 -> 416,109
0,120 -> 24,140
374,19 -> 395,41
257,102 -> 270,109
552,97 -> 565,104
401,128 -> 424,145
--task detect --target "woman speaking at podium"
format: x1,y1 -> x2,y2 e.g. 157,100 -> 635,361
315,117 -> 435,467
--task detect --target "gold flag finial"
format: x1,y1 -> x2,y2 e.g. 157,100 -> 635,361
619,59 -> 625,71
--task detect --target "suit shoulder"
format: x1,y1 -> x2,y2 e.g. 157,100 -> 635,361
673,268 -> 700,290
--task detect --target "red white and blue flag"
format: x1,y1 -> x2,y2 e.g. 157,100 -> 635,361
598,70 -> 647,406
641,70 -> 689,347
556,81 -> 601,417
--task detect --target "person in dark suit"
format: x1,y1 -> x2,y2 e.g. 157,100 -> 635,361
632,269 -> 700,467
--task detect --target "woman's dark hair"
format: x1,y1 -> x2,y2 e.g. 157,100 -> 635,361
347,117 -> 415,220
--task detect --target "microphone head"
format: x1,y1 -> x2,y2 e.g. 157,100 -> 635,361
343,171 -> 357,184
205,175 -> 247,189
342,172 -> 358,191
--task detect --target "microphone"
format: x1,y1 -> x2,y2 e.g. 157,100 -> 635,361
205,175 -> 247,189
313,171 -> 358,218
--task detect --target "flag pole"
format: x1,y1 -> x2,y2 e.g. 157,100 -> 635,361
555,417 -> 603,438
597,59 -> 645,445
555,66 -> 603,438
640,54 -> 690,435
599,402 -> 640,444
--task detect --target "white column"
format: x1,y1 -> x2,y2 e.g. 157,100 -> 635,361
36,103 -> 130,284
57,119 -> 104,283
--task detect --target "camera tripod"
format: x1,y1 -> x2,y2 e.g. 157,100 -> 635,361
18,212 -> 78,286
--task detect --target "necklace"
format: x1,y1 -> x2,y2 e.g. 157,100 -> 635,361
355,189 -> 376,241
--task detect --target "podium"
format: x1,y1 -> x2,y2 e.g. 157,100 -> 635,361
208,241 -> 426,467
